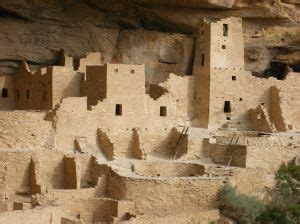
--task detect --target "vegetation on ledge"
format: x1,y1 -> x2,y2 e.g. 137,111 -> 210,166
218,158 -> 300,224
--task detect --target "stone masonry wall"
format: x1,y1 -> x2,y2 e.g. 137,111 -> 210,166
0,111 -> 54,149
0,206 -> 63,224
52,66 -> 81,108
214,135 -> 290,172
106,170 -> 223,212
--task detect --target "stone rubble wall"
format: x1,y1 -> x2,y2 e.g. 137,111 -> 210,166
0,205 -> 63,224
106,169 -> 223,213
0,111 -> 54,149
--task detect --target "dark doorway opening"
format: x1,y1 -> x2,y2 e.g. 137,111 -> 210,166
224,101 -> 231,113
26,89 -> 30,99
115,104 -> 122,116
15,90 -> 19,101
160,106 -> 167,116
2,88 -> 8,98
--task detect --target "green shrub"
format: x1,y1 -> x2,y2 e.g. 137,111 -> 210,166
289,204 -> 300,220
257,158 -> 300,224
218,184 -> 265,224
275,160 -> 299,196
218,159 -> 300,224
285,159 -> 300,181
257,205 -> 292,224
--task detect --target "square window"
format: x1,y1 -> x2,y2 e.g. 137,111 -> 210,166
222,45 -> 226,49
130,69 -> 135,74
239,97 -> 243,101
2,88 -> 8,98
232,76 -> 236,81
114,69 -> 118,73
160,106 -> 167,116
115,104 -> 122,116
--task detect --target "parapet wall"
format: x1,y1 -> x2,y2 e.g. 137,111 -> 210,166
106,170 -> 223,212
213,135 -> 290,172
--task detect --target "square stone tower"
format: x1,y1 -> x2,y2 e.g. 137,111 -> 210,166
193,17 -> 245,128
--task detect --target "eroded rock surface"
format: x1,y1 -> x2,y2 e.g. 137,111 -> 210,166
0,0 -> 299,81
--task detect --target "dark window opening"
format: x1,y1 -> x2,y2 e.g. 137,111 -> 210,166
261,103 -> 265,106
160,106 -> 167,117
115,104 -> 122,116
26,89 -> 30,99
201,54 -> 205,66
130,69 -> 135,74
226,116 -> 231,120
222,45 -> 226,49
15,90 -> 19,101
239,97 -> 243,101
73,58 -> 80,71
43,91 -> 46,101
232,76 -> 236,81
2,88 -> 8,98
224,101 -> 231,113
223,24 -> 228,37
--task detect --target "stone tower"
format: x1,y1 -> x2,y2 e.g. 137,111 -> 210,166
193,17 -> 245,128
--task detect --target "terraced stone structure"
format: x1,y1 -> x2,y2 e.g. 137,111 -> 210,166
0,17 -> 299,224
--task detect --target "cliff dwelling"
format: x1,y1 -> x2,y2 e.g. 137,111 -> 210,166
0,1 -> 299,223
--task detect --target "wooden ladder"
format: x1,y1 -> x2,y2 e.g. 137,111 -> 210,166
173,126 -> 189,159
226,133 -> 239,167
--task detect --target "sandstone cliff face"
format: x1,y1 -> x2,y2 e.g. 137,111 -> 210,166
0,0 -> 299,82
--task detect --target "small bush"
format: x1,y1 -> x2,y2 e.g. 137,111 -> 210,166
289,204 -> 300,220
257,205 -> 292,224
276,160 -> 299,196
285,159 -> 300,181
218,184 -> 265,224
218,159 -> 300,224
257,158 -> 300,223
